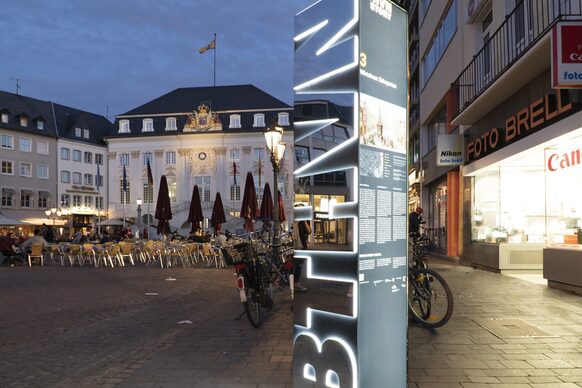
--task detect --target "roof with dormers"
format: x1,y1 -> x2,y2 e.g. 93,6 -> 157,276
0,90 -> 112,145
108,84 -> 292,138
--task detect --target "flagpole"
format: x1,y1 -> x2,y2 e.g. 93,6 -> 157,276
97,185 -> 101,237
213,33 -> 217,87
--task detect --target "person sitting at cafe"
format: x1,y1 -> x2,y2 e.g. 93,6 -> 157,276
215,231 -> 227,247
0,232 -> 21,265
19,228 -> 49,253
100,231 -> 114,244
72,230 -> 83,244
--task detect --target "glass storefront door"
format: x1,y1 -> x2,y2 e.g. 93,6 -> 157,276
429,180 -> 447,253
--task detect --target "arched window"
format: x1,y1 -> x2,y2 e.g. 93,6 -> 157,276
142,118 -> 154,132
229,114 -> 241,128
165,117 -> 177,131
253,113 -> 265,127
119,120 -> 130,133
278,112 -> 289,126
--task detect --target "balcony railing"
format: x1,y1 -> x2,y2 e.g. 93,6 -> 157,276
452,0 -> 582,118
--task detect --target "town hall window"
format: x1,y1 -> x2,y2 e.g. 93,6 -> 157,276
229,114 -> 241,128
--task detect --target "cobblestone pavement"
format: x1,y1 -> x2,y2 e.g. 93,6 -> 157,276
0,266 -> 293,388
2,260 -> 582,388
409,260 -> 582,388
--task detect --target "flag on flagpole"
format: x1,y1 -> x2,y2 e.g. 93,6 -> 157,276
199,37 -> 216,54
122,165 -> 127,192
233,161 -> 237,185
258,152 -> 262,189
146,159 -> 154,188
96,164 -> 102,189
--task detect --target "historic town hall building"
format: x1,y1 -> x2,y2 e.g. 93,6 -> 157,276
105,84 -> 294,233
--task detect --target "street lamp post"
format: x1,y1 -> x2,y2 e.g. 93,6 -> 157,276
136,198 -> 142,238
265,123 -> 286,262
45,207 -> 62,236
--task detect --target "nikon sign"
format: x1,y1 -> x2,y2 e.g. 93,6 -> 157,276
437,134 -> 463,166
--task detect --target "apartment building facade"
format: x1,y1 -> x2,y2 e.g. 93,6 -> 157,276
414,0 -> 582,288
0,90 -> 111,233
0,92 -> 59,225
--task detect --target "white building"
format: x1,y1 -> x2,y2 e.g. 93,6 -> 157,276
105,84 -> 294,234
54,102 -> 109,233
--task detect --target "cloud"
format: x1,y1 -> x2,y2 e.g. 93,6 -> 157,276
0,0 -> 314,116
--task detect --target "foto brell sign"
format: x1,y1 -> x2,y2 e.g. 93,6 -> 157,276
437,134 -> 463,166
552,21 -> 582,88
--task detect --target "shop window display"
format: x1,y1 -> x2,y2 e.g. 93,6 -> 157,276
471,144 -> 582,245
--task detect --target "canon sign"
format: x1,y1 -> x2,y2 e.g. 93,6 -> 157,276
552,22 -> 582,88
547,148 -> 582,172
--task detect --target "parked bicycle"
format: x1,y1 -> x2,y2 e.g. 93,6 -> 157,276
222,232 -> 293,328
408,232 -> 453,329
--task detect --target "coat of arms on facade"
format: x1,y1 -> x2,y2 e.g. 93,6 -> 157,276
184,104 -> 221,132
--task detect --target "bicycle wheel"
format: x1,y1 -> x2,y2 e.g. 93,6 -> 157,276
244,288 -> 261,328
408,267 -> 453,329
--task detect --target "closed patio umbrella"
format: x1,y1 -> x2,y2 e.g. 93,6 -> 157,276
259,183 -> 274,220
187,185 -> 204,233
210,192 -> 226,233
240,172 -> 259,232
155,175 -> 172,236
277,190 -> 286,222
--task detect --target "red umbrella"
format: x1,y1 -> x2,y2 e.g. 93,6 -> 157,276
155,175 -> 172,235
277,190 -> 286,222
259,183 -> 274,220
187,185 -> 204,232
240,172 -> 259,232
210,192 -> 226,233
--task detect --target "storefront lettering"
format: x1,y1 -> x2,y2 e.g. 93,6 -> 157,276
467,127 -> 499,160
506,92 -> 571,142
468,90 -> 573,161
547,149 -> 582,172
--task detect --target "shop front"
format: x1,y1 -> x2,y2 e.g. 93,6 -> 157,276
462,71 -> 582,291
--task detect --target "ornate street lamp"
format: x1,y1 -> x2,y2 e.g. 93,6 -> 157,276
45,207 -> 62,235
136,198 -> 142,238
264,123 -> 286,261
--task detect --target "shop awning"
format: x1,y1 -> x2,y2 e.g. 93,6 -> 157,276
0,213 -> 30,226
21,217 -> 68,226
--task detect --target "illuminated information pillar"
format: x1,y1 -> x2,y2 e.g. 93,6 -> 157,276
292,1 -> 408,387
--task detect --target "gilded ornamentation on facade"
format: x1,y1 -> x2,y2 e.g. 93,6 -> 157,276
183,104 -> 221,131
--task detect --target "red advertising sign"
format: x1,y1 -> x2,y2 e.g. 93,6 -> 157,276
552,22 -> 582,88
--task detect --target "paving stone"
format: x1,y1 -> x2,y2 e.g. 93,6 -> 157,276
3,257 -> 582,387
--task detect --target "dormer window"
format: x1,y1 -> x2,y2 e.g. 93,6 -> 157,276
1,112 -> 8,124
75,127 -> 82,137
83,129 -> 89,139
142,118 -> 154,132
253,114 -> 265,128
119,120 -> 130,133
36,119 -> 44,130
229,114 -> 241,129
19,115 -> 28,127
278,112 -> 289,126
165,117 -> 177,131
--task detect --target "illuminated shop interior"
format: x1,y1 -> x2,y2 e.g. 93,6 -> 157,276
294,193 -> 347,245
469,134 -> 582,245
